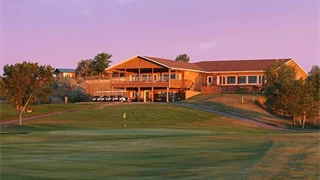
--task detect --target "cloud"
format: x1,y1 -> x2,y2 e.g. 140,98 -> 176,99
116,0 -> 136,5
197,42 -> 218,50
83,8 -> 93,16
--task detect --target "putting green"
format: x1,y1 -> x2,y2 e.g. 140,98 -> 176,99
44,128 -> 213,136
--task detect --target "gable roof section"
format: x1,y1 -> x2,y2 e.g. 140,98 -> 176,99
107,56 -> 298,73
107,55 -> 205,72
140,56 -> 205,72
55,68 -> 76,73
194,59 -> 292,72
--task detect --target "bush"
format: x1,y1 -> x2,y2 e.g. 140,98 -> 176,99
51,77 -> 90,103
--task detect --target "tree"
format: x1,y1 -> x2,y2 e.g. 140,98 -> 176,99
305,66 -> 320,126
0,62 -> 54,125
50,77 -> 90,103
263,62 -> 297,117
175,54 -> 190,63
264,63 -> 320,128
76,59 -> 93,78
91,53 -> 112,78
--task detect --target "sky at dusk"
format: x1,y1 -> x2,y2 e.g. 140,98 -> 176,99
1,0 -> 319,74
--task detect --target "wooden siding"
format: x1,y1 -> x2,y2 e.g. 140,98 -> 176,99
286,60 -> 308,80
114,56 -> 163,69
183,71 -> 203,91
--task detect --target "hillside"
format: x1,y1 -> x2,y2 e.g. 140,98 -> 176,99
184,93 -> 294,128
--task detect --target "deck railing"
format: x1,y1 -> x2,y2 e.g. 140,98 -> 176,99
111,77 -> 192,89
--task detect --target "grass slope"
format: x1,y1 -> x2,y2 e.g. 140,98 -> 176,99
0,103 -> 99,122
1,103 -> 319,179
184,93 -> 295,128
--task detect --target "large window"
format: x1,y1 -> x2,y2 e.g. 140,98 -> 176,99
227,76 -> 236,84
248,76 -> 257,84
162,74 -> 169,81
238,76 -> 246,84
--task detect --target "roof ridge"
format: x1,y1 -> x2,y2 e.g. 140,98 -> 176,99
141,55 -> 205,72
195,58 -> 292,64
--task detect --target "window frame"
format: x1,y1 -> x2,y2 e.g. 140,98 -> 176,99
226,76 -> 236,85
237,76 -> 247,84
248,75 -> 258,84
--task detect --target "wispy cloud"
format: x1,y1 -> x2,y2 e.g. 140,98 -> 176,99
83,8 -> 93,16
197,42 -> 217,50
116,0 -> 136,5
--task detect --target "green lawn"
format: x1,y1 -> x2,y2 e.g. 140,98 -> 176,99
182,93 -> 297,128
1,103 -> 319,179
0,103 -> 99,122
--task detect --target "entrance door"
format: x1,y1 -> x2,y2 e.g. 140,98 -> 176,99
143,90 -> 149,102
207,76 -> 213,86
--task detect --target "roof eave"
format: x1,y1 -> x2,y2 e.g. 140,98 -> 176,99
171,67 -> 206,73
205,70 -> 266,73
284,58 -> 308,75
138,55 -> 171,69
106,55 -> 140,71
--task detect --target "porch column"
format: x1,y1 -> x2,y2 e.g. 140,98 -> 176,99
151,86 -> 154,102
235,75 -> 238,85
138,68 -> 141,81
168,69 -> 171,87
217,76 -> 220,85
138,87 -> 141,102
152,68 -> 154,82
110,70 -> 114,91
182,71 -> 185,89
166,87 -> 169,102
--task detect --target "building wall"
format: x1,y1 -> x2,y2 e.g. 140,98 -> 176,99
286,60 -> 308,80
61,72 -> 76,78
183,71 -> 204,91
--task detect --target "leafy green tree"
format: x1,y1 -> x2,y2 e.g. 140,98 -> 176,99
91,53 -> 112,78
50,77 -> 90,103
264,62 -> 297,117
0,62 -> 54,125
175,54 -> 190,63
305,66 -> 320,126
264,63 -> 320,128
76,59 -> 93,78
286,79 -> 304,125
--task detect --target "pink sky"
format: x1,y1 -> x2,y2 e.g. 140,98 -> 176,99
1,0 -> 319,74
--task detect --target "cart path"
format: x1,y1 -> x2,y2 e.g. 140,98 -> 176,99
173,102 -> 296,131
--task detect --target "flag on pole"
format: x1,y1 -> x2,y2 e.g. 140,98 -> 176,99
123,112 -> 126,119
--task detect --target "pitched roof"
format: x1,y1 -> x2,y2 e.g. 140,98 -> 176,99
194,59 -> 292,72
55,68 -> 76,73
140,56 -> 205,71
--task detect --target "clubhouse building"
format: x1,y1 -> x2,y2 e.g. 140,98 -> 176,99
106,55 -> 307,102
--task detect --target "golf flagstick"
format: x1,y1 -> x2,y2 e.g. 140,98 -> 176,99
123,112 -> 126,130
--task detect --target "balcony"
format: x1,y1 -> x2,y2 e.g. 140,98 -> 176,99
111,77 -> 193,89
